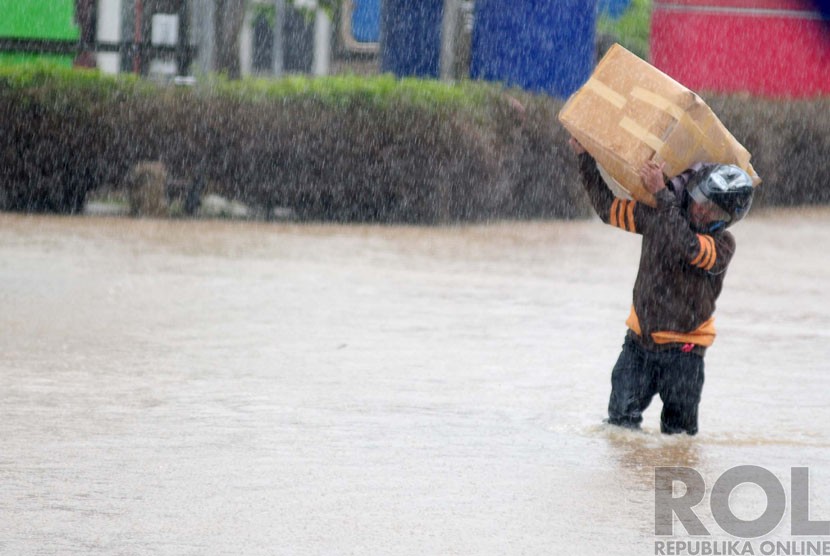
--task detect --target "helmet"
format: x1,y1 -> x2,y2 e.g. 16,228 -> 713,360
686,164 -> 754,230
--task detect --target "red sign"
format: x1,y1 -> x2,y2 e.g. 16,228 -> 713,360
651,0 -> 830,97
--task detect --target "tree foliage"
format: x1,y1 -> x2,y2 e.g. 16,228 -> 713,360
597,0 -> 652,59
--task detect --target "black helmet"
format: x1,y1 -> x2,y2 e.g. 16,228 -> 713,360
687,164 -> 754,230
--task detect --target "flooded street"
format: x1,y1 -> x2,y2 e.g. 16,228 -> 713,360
2,208 -> 830,555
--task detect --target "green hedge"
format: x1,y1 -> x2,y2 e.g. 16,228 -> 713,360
1,64 -> 827,221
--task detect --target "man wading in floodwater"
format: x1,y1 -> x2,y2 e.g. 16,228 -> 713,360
569,137 -> 754,435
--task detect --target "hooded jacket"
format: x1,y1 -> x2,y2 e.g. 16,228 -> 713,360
578,153 -> 736,355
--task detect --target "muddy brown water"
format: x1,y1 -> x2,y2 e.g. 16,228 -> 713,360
2,208 -> 829,555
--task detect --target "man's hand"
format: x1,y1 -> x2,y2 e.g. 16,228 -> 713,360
568,136 -> 586,155
639,160 -> 666,194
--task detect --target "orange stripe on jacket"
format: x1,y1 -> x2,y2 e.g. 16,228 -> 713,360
625,200 -> 636,233
691,234 -> 716,270
626,306 -> 716,347
610,199 -> 636,232
702,236 -> 717,271
610,199 -> 620,228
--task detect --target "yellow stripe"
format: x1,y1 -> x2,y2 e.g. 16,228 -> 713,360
619,200 -> 630,232
617,200 -> 627,230
701,236 -> 715,269
652,316 -> 717,348
702,236 -> 717,271
610,199 -> 620,227
691,235 -> 717,271
690,235 -> 708,267
625,201 -> 636,233
584,77 -> 626,109
628,307 -> 717,348
697,235 -> 713,270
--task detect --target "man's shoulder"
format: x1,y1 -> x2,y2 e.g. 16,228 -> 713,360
719,229 -> 736,245
713,229 -> 737,259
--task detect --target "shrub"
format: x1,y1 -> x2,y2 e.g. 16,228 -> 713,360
0,65 -> 587,221
0,63 -> 827,221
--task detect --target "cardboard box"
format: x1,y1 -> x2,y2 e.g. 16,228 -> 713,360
559,44 -> 761,207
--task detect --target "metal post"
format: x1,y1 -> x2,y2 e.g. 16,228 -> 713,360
191,0 -> 215,74
272,0 -> 285,77
119,0 -> 134,73
75,0 -> 97,67
177,0 -> 190,75
440,0 -> 460,81
97,0 -> 124,73
133,0 -> 143,73
312,8 -> 331,76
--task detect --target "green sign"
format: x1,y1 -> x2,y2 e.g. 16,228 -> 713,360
0,0 -> 80,66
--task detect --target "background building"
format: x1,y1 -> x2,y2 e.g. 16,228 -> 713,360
3,1 -> 827,98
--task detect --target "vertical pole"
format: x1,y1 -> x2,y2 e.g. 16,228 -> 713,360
239,7 -> 253,76
193,0 -> 215,74
178,0 -> 190,75
440,0 -> 459,80
133,0 -> 143,73
312,8 -> 331,76
272,0 -> 285,76
74,0 -> 97,67
97,0 -> 124,73
119,0 -> 133,73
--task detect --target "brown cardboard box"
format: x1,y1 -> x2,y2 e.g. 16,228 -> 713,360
559,44 -> 760,207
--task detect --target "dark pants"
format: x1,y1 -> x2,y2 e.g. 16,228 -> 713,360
607,335 -> 705,435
